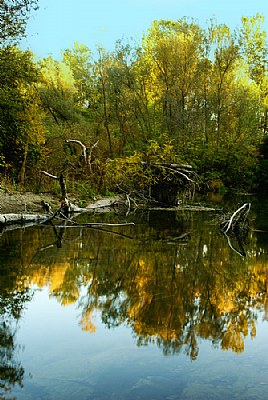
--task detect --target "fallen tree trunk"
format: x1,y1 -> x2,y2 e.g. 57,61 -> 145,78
0,196 -> 126,228
0,213 -> 49,226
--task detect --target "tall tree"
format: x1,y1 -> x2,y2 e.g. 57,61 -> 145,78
141,19 -> 206,142
38,56 -> 81,125
208,22 -> 240,147
0,47 -> 45,184
239,14 -> 268,133
93,47 -> 113,155
63,41 -> 93,106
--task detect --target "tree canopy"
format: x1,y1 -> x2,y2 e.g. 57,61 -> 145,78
0,13 -> 268,194
0,0 -> 38,46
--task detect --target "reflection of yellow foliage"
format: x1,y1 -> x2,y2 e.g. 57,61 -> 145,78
80,309 -> 96,334
128,258 -> 154,327
221,324 -> 245,353
50,265 -> 69,292
29,261 -> 82,305
217,295 -> 235,314
30,262 -> 69,290
8,216 -> 268,360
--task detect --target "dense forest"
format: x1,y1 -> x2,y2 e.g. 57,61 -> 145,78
1,0 -> 268,198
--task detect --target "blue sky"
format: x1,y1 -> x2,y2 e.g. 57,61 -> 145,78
21,0 -> 268,59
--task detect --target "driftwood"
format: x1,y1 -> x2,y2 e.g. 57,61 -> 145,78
144,162 -> 195,183
223,231 -> 247,257
143,162 -> 197,206
0,213 -> 49,225
41,170 -> 77,214
40,169 -> 122,215
148,205 -> 216,212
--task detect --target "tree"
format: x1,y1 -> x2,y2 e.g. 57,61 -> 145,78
105,41 -> 142,153
93,47 -> 114,155
141,19 -> 206,143
0,46 -> 46,185
208,23 -> 240,147
38,56 -> 79,125
63,41 -> 93,106
0,0 -> 38,46
239,14 -> 268,134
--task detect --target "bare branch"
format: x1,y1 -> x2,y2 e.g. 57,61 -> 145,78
222,203 -> 251,234
88,140 -> 99,173
40,170 -> 58,180
66,139 -> 87,164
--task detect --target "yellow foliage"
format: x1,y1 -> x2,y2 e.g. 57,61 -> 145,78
39,56 -> 76,92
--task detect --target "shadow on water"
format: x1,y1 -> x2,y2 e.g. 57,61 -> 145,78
1,195 -> 268,397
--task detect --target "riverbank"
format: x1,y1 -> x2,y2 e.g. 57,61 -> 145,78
0,190 -> 124,214
0,190 -> 57,213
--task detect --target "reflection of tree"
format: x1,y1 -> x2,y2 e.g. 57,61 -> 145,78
0,320 -> 24,398
0,230 -> 35,398
67,213 -> 265,360
0,295 -> 28,399
2,211 -> 268,362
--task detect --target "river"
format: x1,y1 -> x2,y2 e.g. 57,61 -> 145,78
1,194 -> 268,400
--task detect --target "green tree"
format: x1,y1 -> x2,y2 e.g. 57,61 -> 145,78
0,47 -> 45,185
0,0 -> 38,46
38,56 -> 78,125
208,22 -> 240,147
141,19 -> 206,143
240,14 -> 268,134
93,47 -> 114,155
63,41 -> 93,106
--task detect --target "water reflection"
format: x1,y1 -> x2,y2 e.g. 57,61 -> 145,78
0,272 -> 33,398
1,205 -> 268,371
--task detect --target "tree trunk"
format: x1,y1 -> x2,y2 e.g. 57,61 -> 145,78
19,139 -> 29,189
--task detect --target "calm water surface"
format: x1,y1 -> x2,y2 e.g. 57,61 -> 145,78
1,195 -> 268,400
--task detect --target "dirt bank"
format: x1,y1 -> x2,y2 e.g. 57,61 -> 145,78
0,191 -> 57,214
0,190 -> 124,214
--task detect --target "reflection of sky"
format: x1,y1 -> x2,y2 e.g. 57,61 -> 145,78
13,287 -> 268,400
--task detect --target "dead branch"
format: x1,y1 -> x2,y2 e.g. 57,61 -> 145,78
65,139 -> 87,165
40,170 -> 58,180
221,203 -> 251,234
58,222 -> 135,228
41,170 -> 70,212
222,230 -> 247,257
88,140 -> 99,173
149,163 -> 196,184
65,139 -> 99,173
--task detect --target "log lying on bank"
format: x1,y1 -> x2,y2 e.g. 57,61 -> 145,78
85,196 -> 123,211
0,195 -> 125,228
0,213 -> 49,226
145,162 -> 197,206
